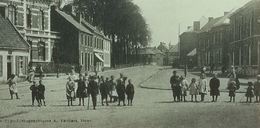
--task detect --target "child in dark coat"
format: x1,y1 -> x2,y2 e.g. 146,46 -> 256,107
30,81 -> 40,106
126,79 -> 135,106
38,80 -> 46,106
245,82 -> 254,103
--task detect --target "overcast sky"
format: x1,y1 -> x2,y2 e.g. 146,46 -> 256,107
133,0 -> 251,46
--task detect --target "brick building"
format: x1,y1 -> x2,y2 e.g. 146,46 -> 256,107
0,0 -> 59,66
229,0 -> 260,75
197,13 -> 232,69
179,21 -> 200,67
51,5 -> 111,73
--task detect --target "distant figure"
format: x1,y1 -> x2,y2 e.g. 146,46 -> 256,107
126,79 -> 135,106
201,66 -> 206,74
30,81 -> 40,106
76,74 -> 87,106
184,65 -> 187,77
27,66 -> 35,83
209,74 -> 220,102
180,76 -> 189,102
38,65 -> 44,79
189,78 -> 198,102
7,74 -> 19,100
100,76 -> 109,106
87,76 -> 99,110
198,74 -> 208,102
170,71 -> 180,102
245,82 -> 254,103
227,80 -> 237,102
254,75 -> 260,102
38,80 -> 46,106
66,77 -> 75,106
210,64 -> 214,74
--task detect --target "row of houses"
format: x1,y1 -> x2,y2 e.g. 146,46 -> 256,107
180,0 -> 260,76
0,0 -> 111,82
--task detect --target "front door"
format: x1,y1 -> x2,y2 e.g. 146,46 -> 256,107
7,56 -> 12,80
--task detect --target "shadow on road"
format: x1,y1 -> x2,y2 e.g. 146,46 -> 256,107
0,111 -> 29,119
17,105 -> 35,107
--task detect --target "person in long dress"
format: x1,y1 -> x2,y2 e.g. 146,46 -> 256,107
7,74 -> 19,100
209,74 -> 220,102
198,74 -> 208,102
189,78 -> 198,102
109,75 -> 117,102
180,76 -> 189,102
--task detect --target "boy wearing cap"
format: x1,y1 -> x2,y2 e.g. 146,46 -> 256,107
30,81 -> 40,106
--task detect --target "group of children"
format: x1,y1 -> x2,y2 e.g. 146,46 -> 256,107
65,73 -> 135,109
30,80 -> 46,106
171,71 -> 260,103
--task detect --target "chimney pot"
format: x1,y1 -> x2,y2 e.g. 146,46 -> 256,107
208,17 -> 214,22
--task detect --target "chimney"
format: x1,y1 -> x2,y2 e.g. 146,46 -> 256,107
208,17 -> 214,22
193,21 -> 200,31
224,12 -> 229,15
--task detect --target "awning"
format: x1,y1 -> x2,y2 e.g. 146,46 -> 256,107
94,53 -> 104,62
187,48 -> 197,56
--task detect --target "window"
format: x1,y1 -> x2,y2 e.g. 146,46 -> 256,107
0,55 -> 2,77
85,35 -> 87,46
81,34 -> 84,45
39,10 -> 45,30
38,41 -> 45,60
26,8 -> 32,28
81,52 -> 84,65
8,5 -> 16,25
0,6 -> 6,17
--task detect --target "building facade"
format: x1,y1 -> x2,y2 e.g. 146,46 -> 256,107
197,14 -> 232,70
229,0 -> 260,75
0,14 -> 30,82
51,6 -> 111,73
0,0 -> 59,66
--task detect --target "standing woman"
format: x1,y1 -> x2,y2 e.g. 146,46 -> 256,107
209,74 -> 220,102
76,74 -> 87,106
66,77 -> 76,106
198,74 -> 208,102
7,74 -> 19,99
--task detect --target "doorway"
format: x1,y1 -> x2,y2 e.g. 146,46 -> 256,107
7,56 -> 12,80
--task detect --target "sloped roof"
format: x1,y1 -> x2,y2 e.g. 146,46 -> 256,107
200,17 -> 222,32
0,15 -> 29,50
55,9 -> 92,34
138,47 -> 163,55
213,10 -> 235,27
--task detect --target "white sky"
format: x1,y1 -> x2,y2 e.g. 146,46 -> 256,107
133,0 -> 251,46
